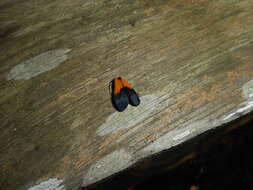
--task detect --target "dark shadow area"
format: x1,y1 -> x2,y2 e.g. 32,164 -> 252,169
135,115 -> 253,190
83,113 -> 253,190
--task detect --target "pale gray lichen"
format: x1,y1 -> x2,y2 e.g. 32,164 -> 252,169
96,94 -> 169,136
83,149 -> 133,186
223,79 -> 253,121
27,178 -> 65,190
7,49 -> 71,80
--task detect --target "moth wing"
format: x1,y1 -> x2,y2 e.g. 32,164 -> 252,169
112,89 -> 129,112
127,88 -> 140,106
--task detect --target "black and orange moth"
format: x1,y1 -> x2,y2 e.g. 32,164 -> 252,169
110,77 -> 140,112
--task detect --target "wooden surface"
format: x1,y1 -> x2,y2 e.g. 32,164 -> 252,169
1,0 -> 253,189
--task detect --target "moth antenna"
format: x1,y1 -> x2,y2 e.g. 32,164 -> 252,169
108,80 -> 113,95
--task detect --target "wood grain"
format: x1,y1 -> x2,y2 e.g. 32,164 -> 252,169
1,0 -> 253,189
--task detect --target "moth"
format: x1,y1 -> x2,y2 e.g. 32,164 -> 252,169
110,77 -> 140,112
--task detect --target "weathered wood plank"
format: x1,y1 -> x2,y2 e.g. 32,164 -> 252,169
1,0 -> 253,189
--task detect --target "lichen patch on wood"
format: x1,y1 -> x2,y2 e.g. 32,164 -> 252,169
6,49 -> 71,80
243,79 -> 253,101
223,79 -> 253,121
82,149 -> 133,187
96,94 -> 169,136
27,178 -> 65,190
140,117 -> 223,157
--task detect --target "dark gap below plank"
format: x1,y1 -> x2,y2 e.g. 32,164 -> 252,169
82,112 -> 253,190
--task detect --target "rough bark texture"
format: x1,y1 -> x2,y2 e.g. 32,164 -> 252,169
1,0 -> 253,189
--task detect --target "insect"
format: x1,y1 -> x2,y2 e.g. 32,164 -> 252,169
110,77 -> 140,112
